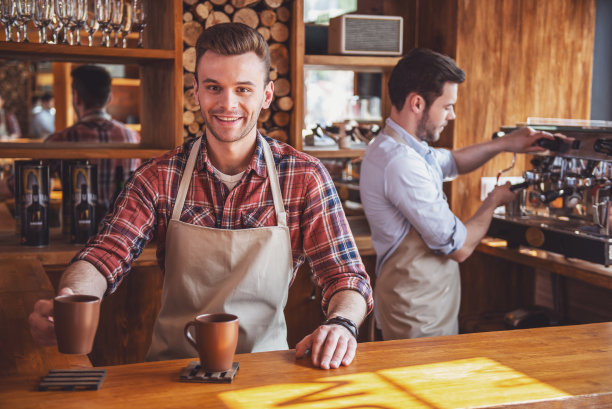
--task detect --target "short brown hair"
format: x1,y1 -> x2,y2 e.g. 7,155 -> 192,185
71,65 -> 112,110
194,22 -> 270,84
389,48 -> 465,111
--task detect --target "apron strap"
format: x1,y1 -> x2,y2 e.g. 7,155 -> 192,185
171,135 -> 287,227
171,137 -> 202,221
384,125 -> 405,146
260,136 -> 287,227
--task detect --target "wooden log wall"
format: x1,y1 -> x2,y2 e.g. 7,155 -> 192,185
182,0 -> 293,144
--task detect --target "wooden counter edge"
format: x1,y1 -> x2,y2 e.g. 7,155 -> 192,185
477,238 -> 612,291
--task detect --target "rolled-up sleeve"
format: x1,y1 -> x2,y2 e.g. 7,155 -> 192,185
73,160 -> 159,294
300,160 -> 373,314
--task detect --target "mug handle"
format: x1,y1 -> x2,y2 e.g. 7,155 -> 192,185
184,321 -> 197,350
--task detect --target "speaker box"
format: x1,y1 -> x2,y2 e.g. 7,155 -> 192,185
328,14 -> 403,56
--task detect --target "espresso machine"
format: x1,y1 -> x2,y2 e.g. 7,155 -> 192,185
487,119 -> 612,266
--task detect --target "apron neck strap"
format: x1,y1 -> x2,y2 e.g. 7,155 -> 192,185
260,136 -> 287,227
171,137 -> 202,221
171,136 -> 287,227
384,125 -> 406,146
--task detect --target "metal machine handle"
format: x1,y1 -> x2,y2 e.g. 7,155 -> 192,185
593,138 -> 612,156
509,181 -> 530,192
539,187 -> 573,204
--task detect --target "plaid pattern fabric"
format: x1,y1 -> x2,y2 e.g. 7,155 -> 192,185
46,116 -> 141,208
76,133 -> 373,313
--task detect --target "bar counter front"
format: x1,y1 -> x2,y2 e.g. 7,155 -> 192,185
2,322 -> 612,409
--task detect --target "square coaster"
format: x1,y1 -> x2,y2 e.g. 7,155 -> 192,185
179,361 -> 240,383
39,369 -> 106,391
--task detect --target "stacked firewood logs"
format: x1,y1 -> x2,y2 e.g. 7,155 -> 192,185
182,0 -> 292,144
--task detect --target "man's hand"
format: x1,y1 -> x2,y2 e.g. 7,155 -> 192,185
29,287 -> 73,347
487,182 -> 517,208
295,324 -> 357,369
501,127 -> 554,153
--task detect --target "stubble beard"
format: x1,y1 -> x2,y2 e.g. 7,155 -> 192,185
416,109 -> 441,144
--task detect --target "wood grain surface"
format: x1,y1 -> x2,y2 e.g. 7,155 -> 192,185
0,257 -> 91,376
2,323 -> 612,408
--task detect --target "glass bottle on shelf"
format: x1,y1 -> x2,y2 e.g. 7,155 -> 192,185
23,184 -> 49,246
72,183 -> 96,244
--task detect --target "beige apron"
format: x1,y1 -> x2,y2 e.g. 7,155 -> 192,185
375,127 -> 460,340
146,136 -> 293,361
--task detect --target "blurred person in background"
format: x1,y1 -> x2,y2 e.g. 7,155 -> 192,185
0,93 -> 21,140
45,65 -> 140,210
30,92 -> 55,139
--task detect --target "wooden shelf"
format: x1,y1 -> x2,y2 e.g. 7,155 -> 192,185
304,54 -> 401,70
0,42 -> 175,64
0,143 -> 167,159
303,146 -> 366,159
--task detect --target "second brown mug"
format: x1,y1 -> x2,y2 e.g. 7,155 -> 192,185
184,313 -> 239,372
54,294 -> 101,355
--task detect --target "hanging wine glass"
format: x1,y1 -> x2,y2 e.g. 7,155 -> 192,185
84,0 -> 98,46
49,11 -> 63,44
0,0 -> 14,42
55,0 -> 75,45
109,0 -> 122,47
33,0 -> 53,43
17,0 -> 34,43
5,0 -> 20,42
119,0 -> 131,48
131,0 -> 145,48
71,0 -> 86,45
96,0 -> 111,47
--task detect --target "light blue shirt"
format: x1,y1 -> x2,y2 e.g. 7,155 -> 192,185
360,118 -> 467,276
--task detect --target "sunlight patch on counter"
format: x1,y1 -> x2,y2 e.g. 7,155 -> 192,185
219,357 -> 569,409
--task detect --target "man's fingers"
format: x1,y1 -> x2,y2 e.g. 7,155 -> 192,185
310,326 -> 329,367
341,337 -> 357,366
295,334 -> 313,358
328,334 -> 349,369
316,329 -> 340,369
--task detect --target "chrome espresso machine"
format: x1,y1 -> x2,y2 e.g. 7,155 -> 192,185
487,119 -> 612,266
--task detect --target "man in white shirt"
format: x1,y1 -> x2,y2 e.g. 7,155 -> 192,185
360,48 -> 553,340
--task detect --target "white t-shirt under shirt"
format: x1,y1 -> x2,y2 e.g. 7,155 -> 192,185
212,165 -> 245,191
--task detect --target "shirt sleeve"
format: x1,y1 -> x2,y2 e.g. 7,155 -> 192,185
300,160 -> 373,314
385,154 -> 466,255
434,147 -> 459,181
73,160 -> 159,294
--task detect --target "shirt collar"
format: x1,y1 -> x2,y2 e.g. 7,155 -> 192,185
196,131 -> 268,179
386,117 -> 431,159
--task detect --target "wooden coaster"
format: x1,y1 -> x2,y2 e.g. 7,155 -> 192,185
39,369 -> 106,391
179,361 -> 240,383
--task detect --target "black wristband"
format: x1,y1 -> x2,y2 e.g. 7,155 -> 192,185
323,316 -> 359,340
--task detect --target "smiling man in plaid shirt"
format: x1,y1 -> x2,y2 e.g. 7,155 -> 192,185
30,23 -> 372,370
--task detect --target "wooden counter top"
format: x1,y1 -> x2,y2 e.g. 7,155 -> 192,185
2,322 -> 612,408
478,238 -> 612,291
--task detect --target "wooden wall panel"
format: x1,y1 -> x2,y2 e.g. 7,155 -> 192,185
449,0 -> 595,221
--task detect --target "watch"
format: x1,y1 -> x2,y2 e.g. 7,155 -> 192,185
323,316 -> 359,340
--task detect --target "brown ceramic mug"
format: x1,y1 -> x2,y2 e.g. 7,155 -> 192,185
54,294 -> 101,355
184,313 -> 239,372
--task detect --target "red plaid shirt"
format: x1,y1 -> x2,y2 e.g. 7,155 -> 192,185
76,133 -> 373,313
45,113 -> 141,208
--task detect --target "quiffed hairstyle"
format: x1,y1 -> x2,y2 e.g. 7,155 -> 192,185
389,48 -> 465,111
194,22 -> 270,84
71,65 -> 112,110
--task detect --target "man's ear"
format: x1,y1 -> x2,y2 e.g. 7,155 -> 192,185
262,80 -> 274,109
406,92 -> 426,114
